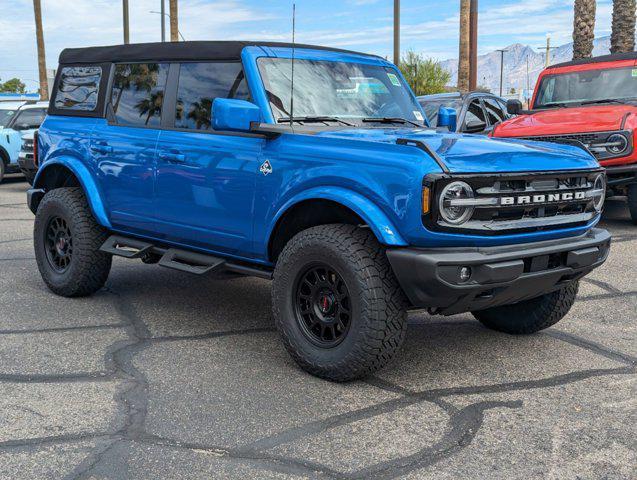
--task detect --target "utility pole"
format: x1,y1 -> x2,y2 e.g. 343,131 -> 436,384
123,0 -> 130,44
496,49 -> 507,97
160,0 -> 166,42
469,0 -> 478,91
458,0 -> 470,92
393,0 -> 400,65
169,0 -> 179,42
545,34 -> 551,67
33,0 -> 48,101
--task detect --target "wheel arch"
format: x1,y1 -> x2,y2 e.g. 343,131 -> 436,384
0,146 -> 9,165
266,187 -> 407,262
32,159 -> 111,228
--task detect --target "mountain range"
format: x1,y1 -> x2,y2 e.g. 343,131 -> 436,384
440,36 -> 628,97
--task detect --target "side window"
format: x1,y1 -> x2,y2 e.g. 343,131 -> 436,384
483,98 -> 506,125
175,62 -> 249,131
464,99 -> 486,126
111,63 -> 169,127
11,109 -> 47,130
54,66 -> 102,111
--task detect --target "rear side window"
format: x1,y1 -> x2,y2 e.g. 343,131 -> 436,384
175,62 -> 249,131
483,98 -> 506,124
54,66 -> 102,111
111,63 -> 169,127
465,99 -> 486,125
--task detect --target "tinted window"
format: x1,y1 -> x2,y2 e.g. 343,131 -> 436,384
464,100 -> 486,126
0,109 -> 16,127
483,98 -> 506,125
10,108 -> 47,129
419,98 -> 462,127
54,66 -> 102,111
175,62 -> 249,130
111,63 -> 169,127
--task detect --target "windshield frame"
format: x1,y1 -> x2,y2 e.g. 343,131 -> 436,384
532,65 -> 637,110
252,52 -> 427,128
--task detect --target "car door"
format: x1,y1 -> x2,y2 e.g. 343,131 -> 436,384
461,98 -> 488,134
90,63 -> 168,236
153,61 -> 263,258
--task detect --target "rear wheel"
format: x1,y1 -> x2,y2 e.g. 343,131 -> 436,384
272,224 -> 408,382
627,184 -> 637,225
472,282 -> 579,334
34,187 -> 112,297
0,161 -> 5,184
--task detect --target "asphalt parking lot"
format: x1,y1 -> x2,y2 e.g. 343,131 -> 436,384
0,174 -> 635,480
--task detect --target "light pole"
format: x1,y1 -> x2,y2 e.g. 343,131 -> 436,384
469,0 -> 478,91
122,0 -> 130,44
393,0 -> 400,65
496,49 -> 507,97
160,0 -> 166,42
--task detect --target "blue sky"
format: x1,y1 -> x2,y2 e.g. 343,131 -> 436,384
0,0 -> 616,92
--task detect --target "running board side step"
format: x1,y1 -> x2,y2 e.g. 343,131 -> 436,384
99,235 -> 273,279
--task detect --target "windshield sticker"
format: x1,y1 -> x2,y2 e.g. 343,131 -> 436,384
413,111 -> 424,122
387,73 -> 402,86
337,77 -> 389,97
632,69 -> 637,77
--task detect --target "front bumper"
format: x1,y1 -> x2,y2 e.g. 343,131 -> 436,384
386,228 -> 611,315
18,152 -> 37,177
604,163 -> 637,189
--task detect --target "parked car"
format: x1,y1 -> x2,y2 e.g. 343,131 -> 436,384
417,92 -> 510,134
0,101 -> 48,183
18,130 -> 38,185
492,52 -> 637,223
29,41 -> 610,381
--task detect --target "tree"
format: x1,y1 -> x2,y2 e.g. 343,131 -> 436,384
33,0 -> 48,101
611,0 -> 636,53
0,78 -> 27,94
169,0 -> 179,42
399,51 -> 451,96
457,0 -> 471,92
573,0 -> 596,59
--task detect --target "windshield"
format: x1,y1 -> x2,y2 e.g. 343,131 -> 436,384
257,58 -> 425,125
419,98 -> 462,127
0,109 -> 17,127
534,66 -> 637,108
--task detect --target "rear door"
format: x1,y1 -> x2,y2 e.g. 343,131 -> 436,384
153,61 -> 263,258
90,63 -> 169,236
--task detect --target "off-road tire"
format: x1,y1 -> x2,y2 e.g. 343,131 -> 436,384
272,224 -> 409,382
472,281 -> 579,334
0,160 -> 5,184
627,184 -> 637,225
34,187 -> 112,297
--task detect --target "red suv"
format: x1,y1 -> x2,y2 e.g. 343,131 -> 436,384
492,52 -> 637,224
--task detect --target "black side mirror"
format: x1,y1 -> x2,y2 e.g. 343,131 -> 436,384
464,120 -> 487,134
507,99 -> 523,115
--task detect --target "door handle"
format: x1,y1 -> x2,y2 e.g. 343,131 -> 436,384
90,143 -> 113,154
158,151 -> 186,164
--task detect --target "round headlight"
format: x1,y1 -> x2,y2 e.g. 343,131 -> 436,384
592,174 -> 606,212
606,133 -> 628,155
439,181 -> 475,225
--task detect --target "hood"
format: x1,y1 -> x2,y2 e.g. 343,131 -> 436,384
313,127 -> 599,173
494,105 -> 635,137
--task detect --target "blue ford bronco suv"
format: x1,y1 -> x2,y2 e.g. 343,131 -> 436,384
29,41 -> 610,381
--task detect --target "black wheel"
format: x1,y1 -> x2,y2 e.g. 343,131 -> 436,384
34,187 -> 112,297
627,184 -> 637,225
472,281 -> 579,335
272,224 -> 408,382
0,161 -> 5,184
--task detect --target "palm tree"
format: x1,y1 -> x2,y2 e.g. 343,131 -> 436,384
135,91 -> 164,125
611,0 -> 636,54
572,0 -> 596,60
187,99 -> 213,130
33,0 -> 48,101
169,0 -> 179,42
458,0 -> 470,92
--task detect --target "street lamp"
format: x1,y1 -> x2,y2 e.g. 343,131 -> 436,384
496,48 -> 508,97
394,0 -> 400,65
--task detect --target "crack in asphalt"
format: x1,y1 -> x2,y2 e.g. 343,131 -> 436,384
0,324 -> 127,335
582,277 -> 624,294
0,237 -> 31,245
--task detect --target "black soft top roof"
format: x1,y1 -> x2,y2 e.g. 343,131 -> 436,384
550,51 -> 637,69
59,41 -> 380,65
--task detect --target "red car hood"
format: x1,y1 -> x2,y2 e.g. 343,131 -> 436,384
494,105 -> 635,137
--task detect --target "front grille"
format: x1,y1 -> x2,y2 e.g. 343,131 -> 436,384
21,140 -> 34,153
424,170 -> 604,235
520,130 -> 633,161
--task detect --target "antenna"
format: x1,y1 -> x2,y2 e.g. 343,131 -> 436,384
290,3 -> 296,131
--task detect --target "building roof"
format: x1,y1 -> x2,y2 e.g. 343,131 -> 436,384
550,51 -> 637,69
59,41 -> 379,65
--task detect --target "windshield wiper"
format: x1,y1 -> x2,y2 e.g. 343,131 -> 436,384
539,102 -> 571,109
277,116 -> 355,126
579,98 -> 634,106
362,117 -> 422,127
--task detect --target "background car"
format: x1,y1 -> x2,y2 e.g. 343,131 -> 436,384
18,130 -> 37,185
0,101 -> 48,183
418,92 -> 510,134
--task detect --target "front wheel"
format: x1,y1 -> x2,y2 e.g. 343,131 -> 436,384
627,184 -> 637,225
34,187 -> 112,297
0,161 -> 5,184
272,224 -> 408,382
472,282 -> 579,335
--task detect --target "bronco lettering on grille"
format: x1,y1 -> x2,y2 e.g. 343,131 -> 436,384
501,191 -> 586,205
